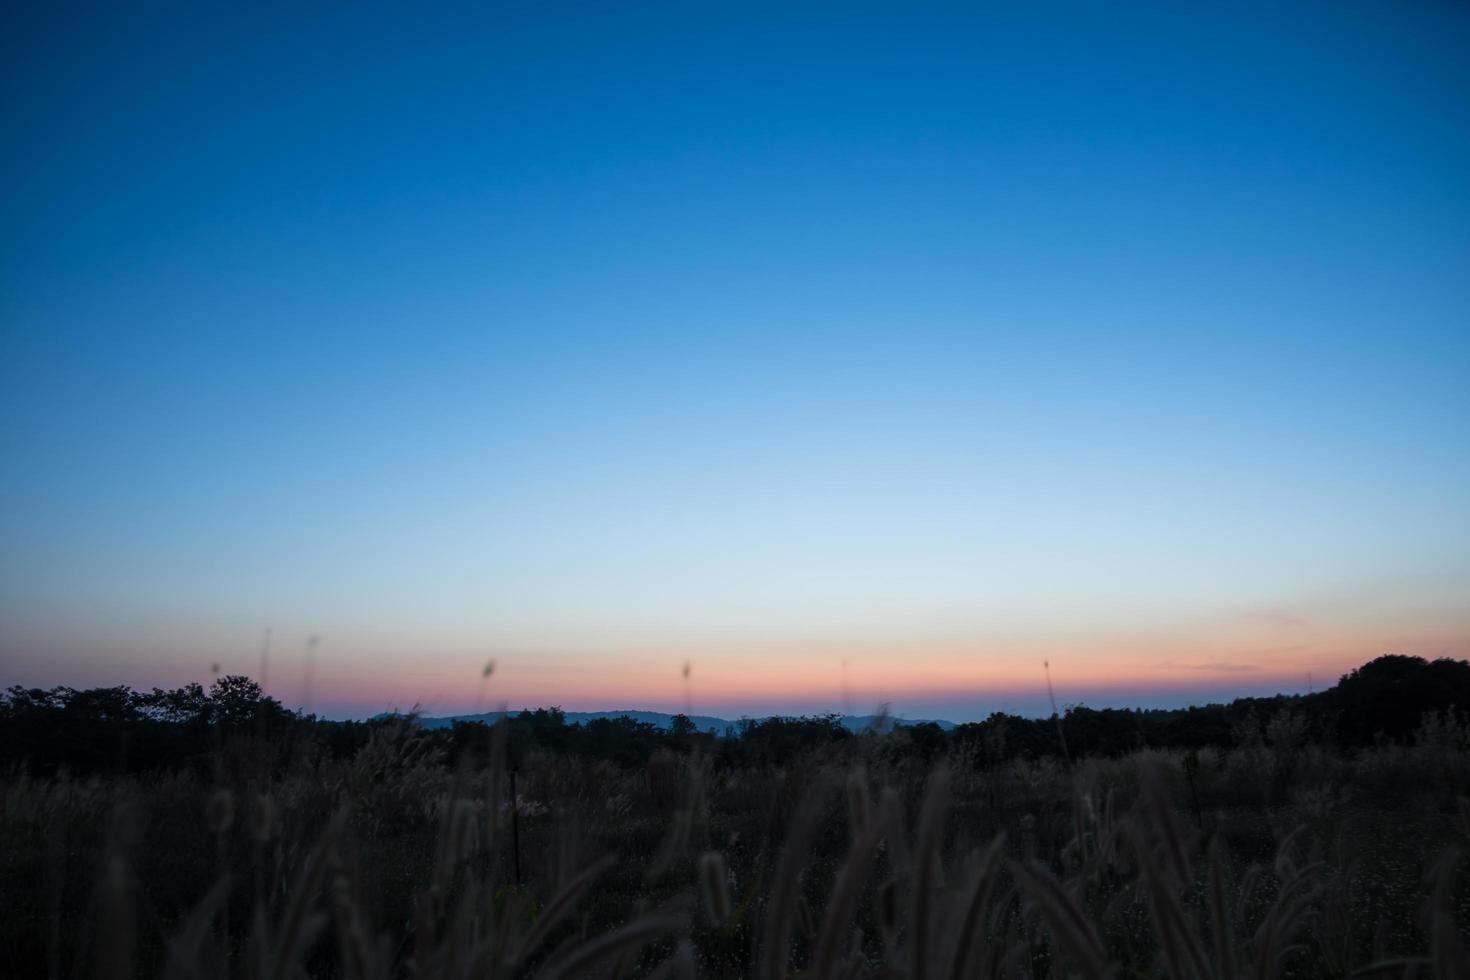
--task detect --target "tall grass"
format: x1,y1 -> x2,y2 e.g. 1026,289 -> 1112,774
3,719 -> 1466,978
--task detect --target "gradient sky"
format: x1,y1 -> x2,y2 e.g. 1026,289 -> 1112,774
2,2 -> 1468,721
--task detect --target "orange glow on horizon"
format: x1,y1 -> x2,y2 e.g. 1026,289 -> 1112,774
274,623 -> 1454,719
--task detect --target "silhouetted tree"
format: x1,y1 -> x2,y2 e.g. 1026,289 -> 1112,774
207,674 -> 285,727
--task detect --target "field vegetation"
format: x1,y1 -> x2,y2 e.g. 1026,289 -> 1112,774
3,655 -> 1468,978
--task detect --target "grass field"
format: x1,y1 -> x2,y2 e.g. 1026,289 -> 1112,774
3,697 -> 1468,979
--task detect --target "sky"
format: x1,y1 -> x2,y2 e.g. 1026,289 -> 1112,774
2,2 -> 1468,721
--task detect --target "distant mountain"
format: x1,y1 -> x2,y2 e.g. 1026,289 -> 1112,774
381,708 -> 956,735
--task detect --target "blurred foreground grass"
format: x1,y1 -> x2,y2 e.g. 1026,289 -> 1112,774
3,707 -> 1468,979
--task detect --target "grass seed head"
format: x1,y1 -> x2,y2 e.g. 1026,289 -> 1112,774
205,789 -> 235,835
250,791 -> 274,842
698,851 -> 732,927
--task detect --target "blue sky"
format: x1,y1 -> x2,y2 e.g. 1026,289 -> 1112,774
2,2 -> 1467,719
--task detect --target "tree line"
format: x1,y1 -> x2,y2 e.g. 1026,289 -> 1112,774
3,654 -> 1467,776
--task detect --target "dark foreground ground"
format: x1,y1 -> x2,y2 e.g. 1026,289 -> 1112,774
3,655 -> 1468,978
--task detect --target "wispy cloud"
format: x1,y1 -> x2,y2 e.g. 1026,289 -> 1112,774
1242,643 -> 1314,660
1154,659 -> 1262,674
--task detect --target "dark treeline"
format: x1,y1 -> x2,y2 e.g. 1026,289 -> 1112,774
5,654 -> 1469,777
